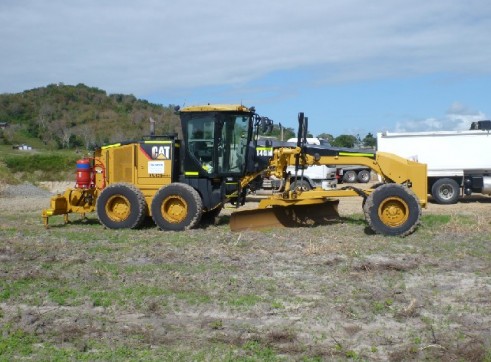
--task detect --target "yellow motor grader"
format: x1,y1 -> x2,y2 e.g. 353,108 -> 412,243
42,104 -> 427,236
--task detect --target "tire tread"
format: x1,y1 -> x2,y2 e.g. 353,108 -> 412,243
364,183 -> 421,236
151,183 -> 203,231
96,183 -> 147,229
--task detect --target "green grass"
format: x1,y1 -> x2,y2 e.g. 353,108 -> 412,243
3,152 -> 79,182
0,324 -> 38,358
3,151 -> 79,173
0,145 -> 81,184
421,214 -> 451,227
226,294 -> 263,307
0,330 -> 260,362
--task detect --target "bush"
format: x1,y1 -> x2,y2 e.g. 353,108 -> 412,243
3,153 -> 79,182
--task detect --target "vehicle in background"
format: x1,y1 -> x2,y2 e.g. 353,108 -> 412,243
256,138 -> 337,192
286,137 -> 330,146
286,137 -> 371,184
377,120 -> 491,204
337,165 -> 372,184
260,164 -> 337,192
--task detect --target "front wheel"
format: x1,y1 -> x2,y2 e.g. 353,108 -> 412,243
431,178 -> 460,204
364,184 -> 421,236
151,183 -> 203,231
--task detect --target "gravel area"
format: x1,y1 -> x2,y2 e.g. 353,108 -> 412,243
0,182 -> 53,198
0,181 -> 72,213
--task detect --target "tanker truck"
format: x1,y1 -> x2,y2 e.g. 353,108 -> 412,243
377,121 -> 491,204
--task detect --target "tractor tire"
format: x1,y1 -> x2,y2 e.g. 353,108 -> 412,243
431,178 -> 460,204
290,179 -> 312,192
357,169 -> 371,183
342,170 -> 357,183
363,183 -> 421,237
96,183 -> 147,229
151,183 -> 203,231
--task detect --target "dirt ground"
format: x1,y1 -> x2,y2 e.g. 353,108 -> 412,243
1,182 -> 490,360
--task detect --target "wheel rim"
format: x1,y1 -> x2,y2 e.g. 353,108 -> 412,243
378,196 -> 409,227
438,185 -> 455,200
161,195 -> 188,223
105,195 -> 131,222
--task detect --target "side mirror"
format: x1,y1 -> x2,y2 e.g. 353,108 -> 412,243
260,117 -> 274,133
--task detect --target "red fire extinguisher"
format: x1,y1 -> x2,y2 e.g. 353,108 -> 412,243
75,158 -> 93,189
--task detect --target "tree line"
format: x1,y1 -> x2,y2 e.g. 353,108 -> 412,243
266,125 -> 376,148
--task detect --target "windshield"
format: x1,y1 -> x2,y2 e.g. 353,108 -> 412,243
217,115 -> 250,174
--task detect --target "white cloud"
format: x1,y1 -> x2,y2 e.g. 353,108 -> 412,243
1,0 -> 491,97
395,102 -> 487,132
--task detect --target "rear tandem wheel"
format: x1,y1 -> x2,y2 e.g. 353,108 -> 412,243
151,183 -> 203,231
431,178 -> 460,204
363,183 -> 421,236
357,169 -> 371,183
96,183 -> 147,229
342,170 -> 357,183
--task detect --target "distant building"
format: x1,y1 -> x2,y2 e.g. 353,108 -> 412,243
12,144 -> 33,151
0,122 -> 8,129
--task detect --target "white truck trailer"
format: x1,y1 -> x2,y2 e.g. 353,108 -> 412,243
377,125 -> 491,204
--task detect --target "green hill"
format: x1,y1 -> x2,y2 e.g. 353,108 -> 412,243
0,83 -> 180,150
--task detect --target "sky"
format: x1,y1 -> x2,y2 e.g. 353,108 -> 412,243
1,0 -> 491,137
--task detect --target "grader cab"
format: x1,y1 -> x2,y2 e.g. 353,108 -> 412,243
42,105 -> 427,236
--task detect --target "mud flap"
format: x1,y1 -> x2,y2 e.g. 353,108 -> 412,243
229,200 -> 340,232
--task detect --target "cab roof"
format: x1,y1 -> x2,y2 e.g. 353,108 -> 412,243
180,104 -> 252,113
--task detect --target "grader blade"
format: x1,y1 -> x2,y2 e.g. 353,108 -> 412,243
229,200 -> 340,232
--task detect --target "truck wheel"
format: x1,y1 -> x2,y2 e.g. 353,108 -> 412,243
357,169 -> 371,183
290,180 -> 312,191
431,178 -> 460,204
364,184 -> 421,236
151,183 -> 203,231
96,183 -> 147,229
343,170 -> 357,183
